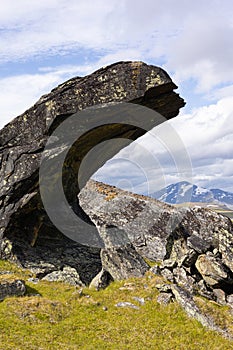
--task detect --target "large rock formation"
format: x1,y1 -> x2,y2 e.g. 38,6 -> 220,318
0,61 -> 184,283
79,180 -> 233,337
79,180 -> 233,297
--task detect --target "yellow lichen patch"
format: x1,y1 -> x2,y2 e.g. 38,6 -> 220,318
130,61 -> 143,69
146,70 -> 165,89
95,182 -> 118,201
75,88 -> 83,95
104,192 -> 117,201
131,61 -> 143,88
45,100 -> 56,111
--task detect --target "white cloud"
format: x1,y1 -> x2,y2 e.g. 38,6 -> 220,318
1,0 -> 233,97
0,0 -> 233,194
94,96 -> 233,193
0,64 -> 92,128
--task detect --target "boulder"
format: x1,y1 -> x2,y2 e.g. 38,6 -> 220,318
101,243 -> 149,280
0,279 -> 26,301
42,266 -> 85,286
79,181 -> 233,274
195,253 -> 233,288
0,61 -> 184,281
89,268 -> 113,290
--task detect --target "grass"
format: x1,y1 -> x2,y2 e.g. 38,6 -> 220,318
0,259 -> 233,350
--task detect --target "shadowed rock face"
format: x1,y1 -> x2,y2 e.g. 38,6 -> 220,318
0,61 -> 184,283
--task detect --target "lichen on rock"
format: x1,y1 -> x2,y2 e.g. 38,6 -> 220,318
0,61 -> 184,284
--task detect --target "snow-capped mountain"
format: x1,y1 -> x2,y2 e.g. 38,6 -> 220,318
149,181 -> 233,207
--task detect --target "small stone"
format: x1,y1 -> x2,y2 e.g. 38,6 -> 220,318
226,294 -> 233,307
89,269 -> 112,290
157,292 -> 173,305
0,271 -> 12,275
180,249 -> 198,267
119,282 -> 136,291
160,259 -> 177,269
28,277 -> 39,284
155,283 -> 172,293
132,296 -> 145,305
213,289 -> 226,305
213,248 -> 219,255
115,302 -> 139,310
102,306 -> 108,311
160,268 -> 174,282
149,265 -> 161,275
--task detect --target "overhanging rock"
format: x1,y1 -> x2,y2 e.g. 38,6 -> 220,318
0,61 -> 185,283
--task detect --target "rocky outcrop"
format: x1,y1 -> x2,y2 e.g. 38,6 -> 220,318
0,279 -> 26,301
79,180 -> 233,335
0,61 -> 184,282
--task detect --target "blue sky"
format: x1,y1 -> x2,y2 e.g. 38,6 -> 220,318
1,0 -> 233,193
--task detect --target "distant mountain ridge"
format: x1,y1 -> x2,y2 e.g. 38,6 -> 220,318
149,181 -> 233,208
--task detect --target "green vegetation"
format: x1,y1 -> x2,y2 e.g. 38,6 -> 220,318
0,260 -> 232,350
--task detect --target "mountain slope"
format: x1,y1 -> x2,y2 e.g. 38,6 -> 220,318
150,181 -> 233,207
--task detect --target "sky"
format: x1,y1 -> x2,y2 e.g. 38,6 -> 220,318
0,0 -> 233,193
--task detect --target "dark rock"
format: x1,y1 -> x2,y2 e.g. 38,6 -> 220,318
0,237 -> 102,286
89,268 -> 113,290
195,280 -> 215,300
0,279 -> 26,301
101,243 -> 149,280
187,234 -> 212,254
0,61 -> 184,282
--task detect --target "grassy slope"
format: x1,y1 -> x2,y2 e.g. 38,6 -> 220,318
0,260 -> 232,350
